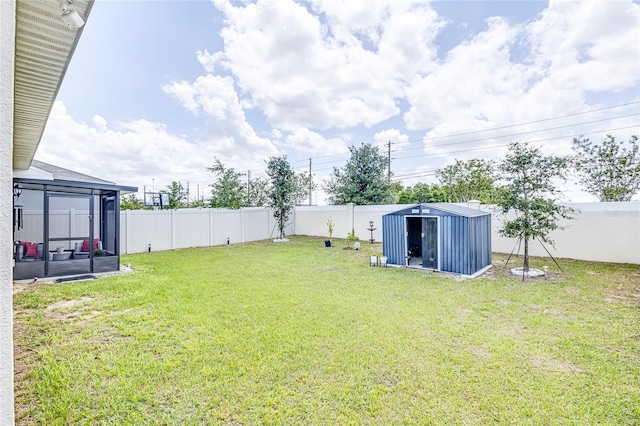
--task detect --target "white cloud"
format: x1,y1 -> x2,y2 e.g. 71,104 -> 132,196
400,0 -> 640,171
527,0 -> 640,93
196,49 -> 224,73
202,0 -> 444,131
186,1 -> 638,196
404,16 -> 534,130
284,127 -> 348,155
46,0 -> 639,204
373,128 -> 410,150
36,102 -> 256,196
92,115 -> 107,132
163,73 -> 280,163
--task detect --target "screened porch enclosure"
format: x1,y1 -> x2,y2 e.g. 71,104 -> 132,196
13,178 -> 133,280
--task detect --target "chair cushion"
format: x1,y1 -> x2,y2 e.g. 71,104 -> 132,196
25,243 -> 38,258
81,238 -> 100,252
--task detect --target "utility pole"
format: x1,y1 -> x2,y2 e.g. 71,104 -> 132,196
187,181 -> 190,206
309,158 -> 312,206
388,140 -> 391,184
247,170 -> 251,206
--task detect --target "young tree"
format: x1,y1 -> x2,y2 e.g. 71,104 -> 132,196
413,183 -> 447,203
325,143 -> 392,205
207,158 -> 246,209
572,134 -> 640,201
396,186 -> 417,204
292,170 -> 317,205
120,194 -> 149,210
437,159 -> 500,203
164,181 -> 189,209
188,198 -> 209,208
266,156 -> 296,239
395,183 -> 447,204
498,142 -> 574,272
247,176 -> 269,207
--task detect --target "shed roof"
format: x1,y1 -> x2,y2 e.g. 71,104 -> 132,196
384,203 -> 490,218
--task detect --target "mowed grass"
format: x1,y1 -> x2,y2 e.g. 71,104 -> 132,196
13,236 -> 640,424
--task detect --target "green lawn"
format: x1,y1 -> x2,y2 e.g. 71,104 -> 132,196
13,236 -> 640,424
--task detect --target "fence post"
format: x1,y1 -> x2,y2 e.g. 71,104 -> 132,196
347,203 -> 355,234
125,209 -> 131,254
171,210 -> 176,250
208,209 -> 213,247
241,209 -> 245,243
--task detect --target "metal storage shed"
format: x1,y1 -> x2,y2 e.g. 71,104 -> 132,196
382,203 -> 492,276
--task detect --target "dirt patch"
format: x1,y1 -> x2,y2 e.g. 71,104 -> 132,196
541,307 -> 567,320
12,281 -> 49,296
469,346 -> 491,359
531,354 -> 583,373
603,269 -> 640,308
46,297 -> 95,310
378,371 -> 401,388
499,320 -> 527,340
45,296 -> 96,321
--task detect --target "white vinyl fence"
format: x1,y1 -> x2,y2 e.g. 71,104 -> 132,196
117,202 -> 639,264
293,202 -> 640,265
120,207 -> 294,254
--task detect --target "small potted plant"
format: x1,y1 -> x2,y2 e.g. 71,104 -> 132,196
379,252 -> 388,267
370,251 -> 378,267
345,228 -> 359,250
325,217 -> 335,247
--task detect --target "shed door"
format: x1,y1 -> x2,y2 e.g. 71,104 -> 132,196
422,217 -> 438,269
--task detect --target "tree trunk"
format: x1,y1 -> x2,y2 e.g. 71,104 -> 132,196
523,237 -> 530,272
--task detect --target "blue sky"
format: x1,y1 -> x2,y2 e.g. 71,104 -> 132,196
38,0 -> 640,203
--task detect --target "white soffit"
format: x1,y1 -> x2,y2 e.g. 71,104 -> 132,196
13,0 -> 94,170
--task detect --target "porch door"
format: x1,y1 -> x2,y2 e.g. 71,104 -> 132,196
102,195 -> 116,254
46,194 -> 92,276
422,217 -> 438,269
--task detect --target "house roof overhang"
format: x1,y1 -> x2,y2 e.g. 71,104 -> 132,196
13,0 -> 94,170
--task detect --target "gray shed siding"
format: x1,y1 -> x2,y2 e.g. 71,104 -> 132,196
382,204 -> 491,275
440,214 -> 492,275
382,214 -> 406,266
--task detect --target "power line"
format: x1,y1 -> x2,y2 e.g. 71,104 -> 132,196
269,123 -> 640,181
170,102 -> 640,193
393,124 -> 640,162
283,102 -> 640,174
394,170 -> 439,179
388,100 -> 640,146
390,113 -> 640,156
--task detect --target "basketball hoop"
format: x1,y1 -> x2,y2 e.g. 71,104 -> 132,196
144,192 -> 170,209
